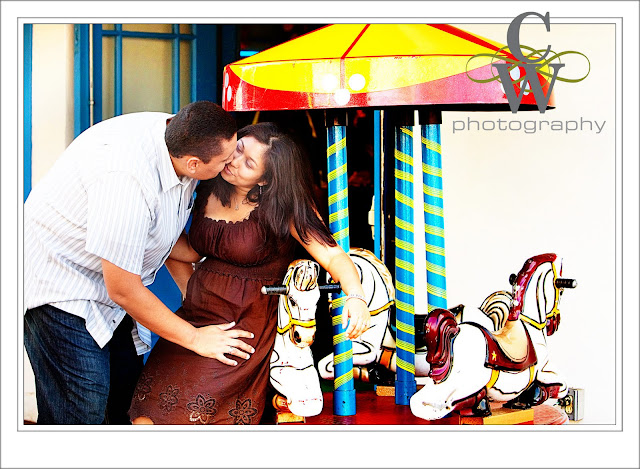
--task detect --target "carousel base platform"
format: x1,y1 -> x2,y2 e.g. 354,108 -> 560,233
283,390 -> 568,425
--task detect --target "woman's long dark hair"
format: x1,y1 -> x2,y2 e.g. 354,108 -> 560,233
197,122 -> 337,248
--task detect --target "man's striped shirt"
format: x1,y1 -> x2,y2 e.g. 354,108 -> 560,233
24,112 -> 197,354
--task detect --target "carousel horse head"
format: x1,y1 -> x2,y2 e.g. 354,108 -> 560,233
508,253 -> 577,336
410,253 -> 577,421
276,259 -> 321,347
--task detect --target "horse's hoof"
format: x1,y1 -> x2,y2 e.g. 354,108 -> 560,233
458,395 -> 492,417
503,399 -> 532,410
504,383 -> 543,409
367,363 -> 395,385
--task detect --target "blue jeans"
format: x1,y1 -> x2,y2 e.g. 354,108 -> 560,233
24,305 -> 143,424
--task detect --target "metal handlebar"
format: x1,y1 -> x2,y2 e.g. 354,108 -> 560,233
261,283 -> 342,295
555,278 -> 578,289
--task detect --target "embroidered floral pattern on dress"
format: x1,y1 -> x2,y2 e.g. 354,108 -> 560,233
187,394 -> 217,424
228,398 -> 258,424
158,385 -> 180,413
133,373 -> 153,401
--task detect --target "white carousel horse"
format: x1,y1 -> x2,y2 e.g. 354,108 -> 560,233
266,259 -> 324,417
409,253 -> 577,420
266,248 -> 396,417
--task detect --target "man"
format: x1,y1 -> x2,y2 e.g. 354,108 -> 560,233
24,101 -> 254,424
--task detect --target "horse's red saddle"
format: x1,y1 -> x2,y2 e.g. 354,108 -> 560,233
474,321 -> 538,372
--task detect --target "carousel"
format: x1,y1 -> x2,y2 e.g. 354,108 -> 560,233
222,24 -> 576,425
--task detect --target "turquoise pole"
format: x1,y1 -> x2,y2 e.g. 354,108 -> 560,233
394,122 -> 417,405
421,119 -> 447,311
326,113 -> 356,416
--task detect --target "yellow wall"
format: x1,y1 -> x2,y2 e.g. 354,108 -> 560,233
31,24 -> 75,186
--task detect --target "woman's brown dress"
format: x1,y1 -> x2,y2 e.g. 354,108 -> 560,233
129,193 -> 295,424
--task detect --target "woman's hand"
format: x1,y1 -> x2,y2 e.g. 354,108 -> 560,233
343,298 -> 371,339
191,322 -> 255,366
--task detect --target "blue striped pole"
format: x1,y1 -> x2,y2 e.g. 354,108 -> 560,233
394,119 -> 417,405
326,113 -> 356,416
421,113 -> 447,311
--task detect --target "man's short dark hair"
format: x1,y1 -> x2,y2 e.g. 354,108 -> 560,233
165,101 -> 237,163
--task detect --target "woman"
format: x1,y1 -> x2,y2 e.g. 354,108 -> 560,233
129,123 -> 370,424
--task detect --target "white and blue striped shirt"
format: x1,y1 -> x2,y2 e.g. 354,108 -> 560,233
24,112 -> 197,354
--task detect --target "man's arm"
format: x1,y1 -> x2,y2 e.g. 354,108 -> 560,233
102,259 -> 254,366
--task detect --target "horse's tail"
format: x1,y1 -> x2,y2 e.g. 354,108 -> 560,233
422,308 -> 460,383
479,291 -> 512,331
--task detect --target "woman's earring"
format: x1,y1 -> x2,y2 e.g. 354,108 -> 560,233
259,185 -> 263,195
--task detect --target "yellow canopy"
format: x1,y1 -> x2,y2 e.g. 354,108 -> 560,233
223,24 -> 554,111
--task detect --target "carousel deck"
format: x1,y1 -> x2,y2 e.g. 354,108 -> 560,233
276,390 -> 568,426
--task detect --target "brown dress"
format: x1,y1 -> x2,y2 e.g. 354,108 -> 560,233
129,193 -> 295,424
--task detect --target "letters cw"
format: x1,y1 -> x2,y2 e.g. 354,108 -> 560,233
495,11 -> 563,114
